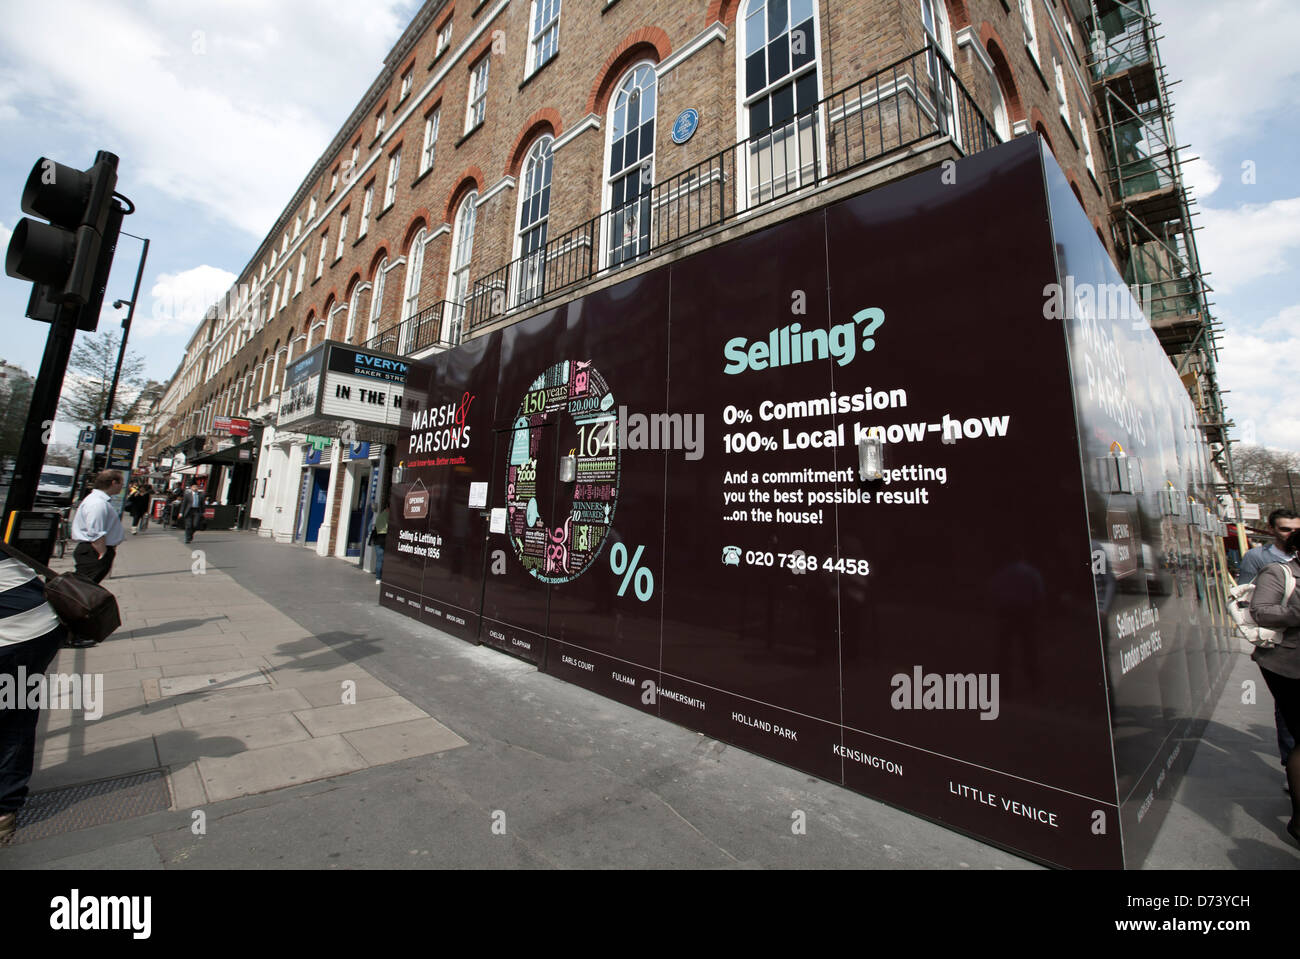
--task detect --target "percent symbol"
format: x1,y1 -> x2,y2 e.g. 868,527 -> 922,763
610,542 -> 655,601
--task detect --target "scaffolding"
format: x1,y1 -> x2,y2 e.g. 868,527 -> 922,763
1071,0 -> 1237,506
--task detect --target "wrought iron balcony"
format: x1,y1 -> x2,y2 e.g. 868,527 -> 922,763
361,300 -> 457,356
365,43 -> 998,357
464,42 -> 999,333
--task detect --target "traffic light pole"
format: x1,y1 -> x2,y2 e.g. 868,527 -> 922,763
2,305 -> 80,526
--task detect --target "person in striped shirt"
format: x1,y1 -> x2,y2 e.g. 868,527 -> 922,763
0,551 -> 66,841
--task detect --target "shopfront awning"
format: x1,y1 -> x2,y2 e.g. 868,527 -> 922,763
189,440 -> 257,465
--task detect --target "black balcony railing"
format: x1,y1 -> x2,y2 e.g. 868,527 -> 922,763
361,300 -> 455,355
361,44 -> 998,355
462,43 -> 998,333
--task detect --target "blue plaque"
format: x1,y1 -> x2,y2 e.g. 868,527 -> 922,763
671,108 -> 699,144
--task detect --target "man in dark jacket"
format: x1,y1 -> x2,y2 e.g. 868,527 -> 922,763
179,485 -> 205,545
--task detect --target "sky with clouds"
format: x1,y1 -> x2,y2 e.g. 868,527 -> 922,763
1,0 -> 1297,450
0,0 -> 421,400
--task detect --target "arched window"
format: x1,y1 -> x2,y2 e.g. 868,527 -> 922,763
399,230 -> 426,353
989,78 -> 1010,140
345,283 -> 365,343
367,259 -> 387,342
739,0 -> 821,205
604,63 -> 655,267
446,192 -> 477,345
985,39 -> 1021,141
514,135 -> 554,305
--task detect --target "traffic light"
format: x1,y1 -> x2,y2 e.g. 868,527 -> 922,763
4,150 -> 122,331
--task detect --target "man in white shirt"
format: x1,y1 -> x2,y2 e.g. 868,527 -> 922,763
71,470 -> 126,585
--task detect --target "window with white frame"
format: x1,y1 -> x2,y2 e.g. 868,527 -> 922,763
385,149 -> 401,208
420,107 -> 440,175
350,141 -> 360,178
739,0 -> 821,206
308,196 -> 317,220
347,285 -> 364,342
280,270 -> 291,311
514,136 -> 554,305
527,0 -> 560,76
605,63 -> 655,267
1018,0 -> 1039,62
399,229 -> 426,353
400,68 -> 413,101
270,283 -> 280,315
317,232 -> 328,277
294,215 -> 302,239
367,260 -> 387,341
375,110 -> 386,139
296,253 -> 307,294
330,168 -> 339,193
436,20 -> 452,57
466,56 -> 489,133
1053,43 -> 1069,124
360,183 -> 374,238
920,0 -> 959,142
446,192 -> 477,344
1081,111 -> 1095,175
282,233 -> 289,255
990,74 -> 1011,140
336,212 -> 348,259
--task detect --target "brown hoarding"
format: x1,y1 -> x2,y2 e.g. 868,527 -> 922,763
384,137 -> 1228,868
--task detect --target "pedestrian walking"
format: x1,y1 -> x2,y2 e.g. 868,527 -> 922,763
180,485 -> 205,544
0,547 -> 67,842
127,481 -> 151,535
1247,528 -> 1300,847
67,470 -> 124,646
1238,508 -> 1299,791
370,506 -> 389,584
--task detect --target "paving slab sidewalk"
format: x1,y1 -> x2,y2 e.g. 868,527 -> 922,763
30,530 -> 466,812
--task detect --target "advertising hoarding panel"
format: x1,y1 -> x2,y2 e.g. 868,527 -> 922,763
384,138 -> 1228,867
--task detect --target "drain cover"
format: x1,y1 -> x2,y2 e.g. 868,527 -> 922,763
2,769 -> 171,845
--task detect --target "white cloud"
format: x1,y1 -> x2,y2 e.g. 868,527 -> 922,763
1180,155 -> 1220,200
143,265 -> 238,337
0,220 -> 11,250
1218,304 -> 1300,451
0,0 -> 417,239
1197,197 -> 1300,294
1155,0 -> 1300,160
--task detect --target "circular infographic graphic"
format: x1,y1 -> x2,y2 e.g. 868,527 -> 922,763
506,360 -> 620,585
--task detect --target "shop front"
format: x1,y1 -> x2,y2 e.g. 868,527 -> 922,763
276,340 -> 409,562
189,435 -> 260,530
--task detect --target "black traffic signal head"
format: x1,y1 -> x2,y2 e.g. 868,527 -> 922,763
5,151 -> 121,331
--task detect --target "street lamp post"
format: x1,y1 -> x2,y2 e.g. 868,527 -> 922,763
103,232 -> 149,424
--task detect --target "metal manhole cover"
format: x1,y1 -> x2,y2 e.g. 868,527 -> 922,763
1,769 -> 171,846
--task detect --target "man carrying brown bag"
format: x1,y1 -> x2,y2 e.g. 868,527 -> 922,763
67,470 -> 126,647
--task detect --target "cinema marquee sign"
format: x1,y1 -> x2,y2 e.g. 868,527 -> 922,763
277,341 -> 412,432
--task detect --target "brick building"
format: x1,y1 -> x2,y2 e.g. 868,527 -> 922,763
148,0 -> 1134,564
